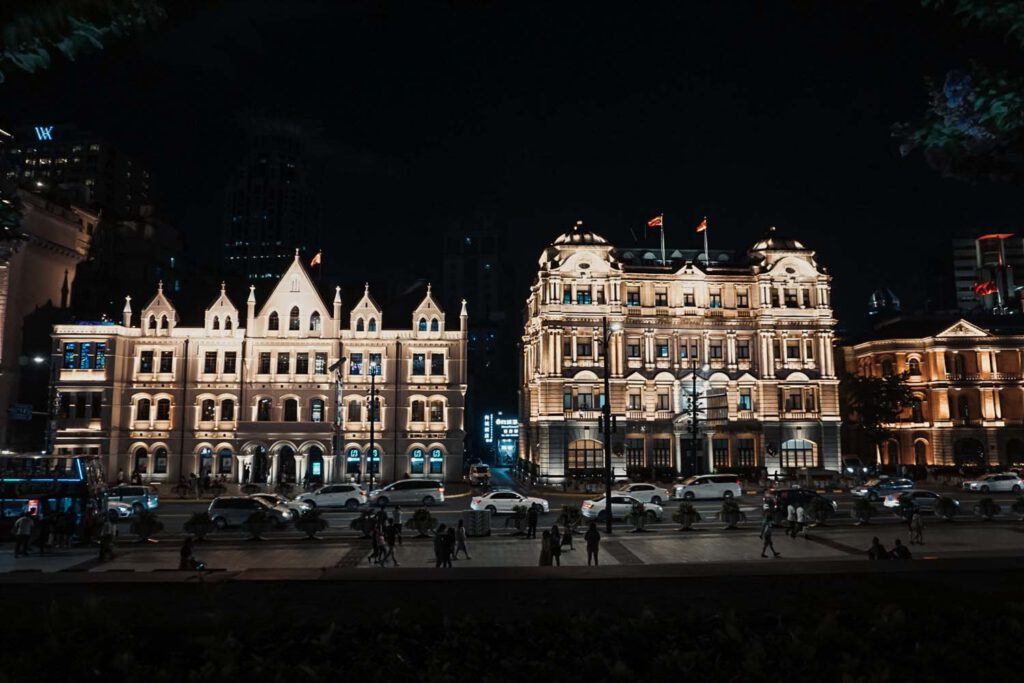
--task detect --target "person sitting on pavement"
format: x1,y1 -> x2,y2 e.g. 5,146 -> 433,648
867,536 -> 889,560
889,538 -> 912,560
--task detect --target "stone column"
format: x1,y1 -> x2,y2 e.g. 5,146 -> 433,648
323,455 -> 336,483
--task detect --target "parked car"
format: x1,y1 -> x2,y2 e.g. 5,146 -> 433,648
673,474 -> 742,500
581,495 -> 664,522
252,492 -> 311,515
851,478 -> 915,501
295,484 -> 366,510
208,496 -> 293,528
469,464 -> 491,486
106,500 -> 135,520
106,485 -> 160,512
369,479 -> 446,507
962,473 -> 1024,493
765,487 -> 839,524
884,489 -> 959,513
617,482 -> 670,505
470,490 -> 549,514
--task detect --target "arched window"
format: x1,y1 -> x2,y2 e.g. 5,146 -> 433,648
289,306 -> 301,331
957,395 -> 970,419
418,318 -> 427,331
136,398 -> 151,421
347,447 -> 361,475
198,446 -> 213,474
430,318 -> 439,332
429,400 -> 444,423
881,359 -> 894,377
310,311 -> 321,332
410,447 -> 425,474
780,439 -> 816,469
908,357 -> 921,376
310,399 -> 325,423
368,318 -> 377,332
225,316 -> 233,330
268,311 -> 279,331
212,316 -> 220,330
153,447 -> 168,473
411,400 -> 425,422
567,439 -> 603,473
347,401 -> 361,422
156,398 -> 171,421
257,398 -> 273,421
148,316 -> 157,330
283,398 -> 298,421
200,399 -> 215,421
911,395 -> 924,423
356,318 -> 365,332
429,447 -> 443,474
161,315 -> 169,330
133,447 -> 148,474
218,447 -> 233,474
914,440 -> 928,466
220,399 -> 234,421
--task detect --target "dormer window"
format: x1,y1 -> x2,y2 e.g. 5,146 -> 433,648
212,316 -> 220,330
225,316 -> 233,330
356,318 -> 365,332
310,311 -> 321,332
430,319 -> 439,332
268,311 -> 279,331
289,306 -> 300,331
148,316 -> 156,330
368,319 -> 377,332
419,318 -> 427,332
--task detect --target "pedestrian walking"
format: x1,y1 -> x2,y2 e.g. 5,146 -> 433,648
526,505 -> 539,539
393,505 -> 403,545
795,504 -> 808,539
12,511 -> 33,557
760,519 -> 780,558
549,524 -> 562,566
433,524 -> 448,568
373,525 -> 387,567
867,536 -> 889,560
538,530 -> 553,566
382,521 -> 399,566
889,538 -> 912,560
584,522 -> 600,566
454,519 -> 470,560
444,527 -> 456,567
786,503 -> 797,538
98,515 -> 116,562
367,523 -> 382,564
910,511 -> 924,545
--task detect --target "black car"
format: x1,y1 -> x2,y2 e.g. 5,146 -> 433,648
765,487 -> 838,524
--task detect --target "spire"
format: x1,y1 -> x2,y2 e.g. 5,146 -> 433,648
333,285 -> 342,304
60,269 -> 69,309
364,282 -> 370,296
221,281 -> 226,294
294,247 -> 300,261
122,295 -> 132,327
460,298 -> 468,317
459,298 -> 468,335
247,284 -> 256,303
157,280 -> 164,294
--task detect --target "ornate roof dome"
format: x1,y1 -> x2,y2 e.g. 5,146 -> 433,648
750,225 -> 807,252
553,220 -> 609,246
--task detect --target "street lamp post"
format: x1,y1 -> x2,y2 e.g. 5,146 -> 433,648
600,317 -> 621,534
330,356 -> 347,483
686,360 -> 709,477
368,362 -> 378,491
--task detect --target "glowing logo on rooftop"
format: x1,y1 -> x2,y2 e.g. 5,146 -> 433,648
34,126 -> 54,141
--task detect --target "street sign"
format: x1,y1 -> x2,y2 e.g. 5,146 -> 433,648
7,403 -> 33,421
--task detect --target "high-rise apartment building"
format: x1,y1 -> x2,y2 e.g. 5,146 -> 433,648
953,234 -> 1024,314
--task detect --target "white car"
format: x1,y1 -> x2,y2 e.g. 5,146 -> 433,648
581,495 -> 664,522
617,482 -> 670,505
252,492 -> 312,515
883,489 -> 958,513
295,483 -> 367,510
470,490 -> 549,514
962,473 -> 1024,493
106,500 -> 135,520
673,474 -> 742,500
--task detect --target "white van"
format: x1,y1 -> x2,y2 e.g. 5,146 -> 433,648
673,474 -> 743,500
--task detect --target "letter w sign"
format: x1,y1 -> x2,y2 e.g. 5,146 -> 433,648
34,126 -> 54,141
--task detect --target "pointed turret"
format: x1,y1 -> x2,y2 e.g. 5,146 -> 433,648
332,286 -> 342,334
246,284 -> 256,334
460,298 -> 468,335
122,295 -> 132,327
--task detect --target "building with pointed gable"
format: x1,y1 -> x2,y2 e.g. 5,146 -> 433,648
519,223 -> 841,483
50,252 -> 467,484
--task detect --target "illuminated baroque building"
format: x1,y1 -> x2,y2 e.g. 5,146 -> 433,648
519,224 -> 841,483
842,316 -> 1024,467
50,253 -> 467,483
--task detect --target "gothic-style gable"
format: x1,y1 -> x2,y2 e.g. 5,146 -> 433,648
205,282 -> 239,334
141,281 -> 177,336
412,283 -> 445,336
255,250 -> 330,337
350,283 -> 382,336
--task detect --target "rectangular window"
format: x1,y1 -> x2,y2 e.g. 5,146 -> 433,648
79,342 -> 93,369
347,402 -> 361,422
412,353 -> 425,375
628,393 -> 642,410
786,342 -> 800,359
204,352 -> 217,374
710,342 -> 723,360
802,290 -> 811,307
95,342 -> 107,370
431,353 -> 444,375
154,451 -> 168,474
626,288 -> 641,306
627,341 -> 641,358
652,439 -> 671,468
578,392 -> 593,410
140,350 -> 153,373
576,287 -> 592,305
63,342 -> 79,369
784,289 -> 798,307
258,352 -> 271,374
691,344 -> 699,360
562,289 -> 571,304
277,353 -> 290,374
563,389 -> 573,410
314,352 -> 327,374
311,401 -> 324,423
563,339 -> 572,356
223,352 -> 237,374
736,438 -> 756,467
737,291 -> 749,308
655,290 -> 668,306
296,353 -> 309,374
806,391 -> 816,411
771,290 -> 780,307
430,402 -> 444,422
679,344 -> 688,360
738,389 -> 752,411
349,353 -> 363,375
577,339 -> 593,357
709,292 -> 722,308
713,439 -> 730,469
656,341 -> 669,358
657,393 -> 670,411
737,341 -> 750,360
91,393 -> 102,418
75,394 -> 87,418
805,340 -> 814,359
626,438 -> 644,468
159,351 -> 173,373
784,392 -> 803,411
369,353 -> 382,375
683,292 -> 695,307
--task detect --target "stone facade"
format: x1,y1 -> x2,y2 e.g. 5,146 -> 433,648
519,224 -> 841,483
50,253 -> 467,484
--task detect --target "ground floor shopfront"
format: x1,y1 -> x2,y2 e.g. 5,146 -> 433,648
872,425 -> 1024,468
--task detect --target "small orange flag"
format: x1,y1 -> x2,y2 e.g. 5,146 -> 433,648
310,251 -> 322,267
647,215 -> 663,228
695,218 -> 708,233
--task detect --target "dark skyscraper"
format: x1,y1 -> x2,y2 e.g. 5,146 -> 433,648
223,117 -> 320,280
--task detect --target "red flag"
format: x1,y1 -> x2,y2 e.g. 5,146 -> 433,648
695,217 -> 708,233
647,215 -> 663,228
310,251 -> 322,267
974,280 -> 997,296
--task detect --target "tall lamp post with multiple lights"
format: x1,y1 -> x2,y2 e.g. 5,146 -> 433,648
685,359 -> 710,477
367,360 -> 380,490
600,317 -> 622,533
329,356 -> 347,482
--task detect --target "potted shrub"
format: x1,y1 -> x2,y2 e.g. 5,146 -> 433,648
851,498 -> 875,526
295,509 -> 329,540
935,496 -> 959,521
556,505 -> 582,535
409,508 -> 437,538
129,510 -> 164,543
1011,496 -> 1024,521
718,499 -> 746,530
973,497 -> 1001,521
807,497 -> 835,526
242,509 -> 273,540
626,502 -> 651,532
183,512 -> 216,541
348,510 -> 375,538
673,502 -> 701,531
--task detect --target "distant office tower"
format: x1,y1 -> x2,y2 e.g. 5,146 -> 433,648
953,234 -> 1024,314
4,123 -> 150,218
223,117 -> 320,281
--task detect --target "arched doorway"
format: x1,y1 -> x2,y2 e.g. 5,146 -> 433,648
886,441 -> 900,466
1007,439 -> 1024,467
566,439 -> 603,476
252,445 -> 269,483
346,447 -> 362,481
133,446 -> 149,475
278,445 -> 296,483
198,447 -> 213,475
307,445 -> 324,484
914,440 -> 928,467
953,438 -> 985,467
217,448 -> 233,475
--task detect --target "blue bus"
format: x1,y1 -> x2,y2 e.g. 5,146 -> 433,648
0,454 -> 106,539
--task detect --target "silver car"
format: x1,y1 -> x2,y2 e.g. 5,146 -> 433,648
368,479 -> 446,507
107,485 -> 160,512
252,492 -> 311,515
962,473 -> 1024,493
208,496 -> 293,528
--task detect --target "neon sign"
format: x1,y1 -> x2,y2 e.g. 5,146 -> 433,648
34,126 -> 54,141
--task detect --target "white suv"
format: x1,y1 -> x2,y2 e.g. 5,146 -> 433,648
617,483 -> 670,505
963,473 -> 1024,493
295,484 -> 366,510
673,474 -> 742,500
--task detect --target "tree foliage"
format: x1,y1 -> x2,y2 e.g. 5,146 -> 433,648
841,372 -> 916,446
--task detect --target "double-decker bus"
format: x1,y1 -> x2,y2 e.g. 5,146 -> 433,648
0,453 -> 106,539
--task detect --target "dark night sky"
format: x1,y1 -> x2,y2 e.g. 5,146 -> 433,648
6,0 -> 1021,326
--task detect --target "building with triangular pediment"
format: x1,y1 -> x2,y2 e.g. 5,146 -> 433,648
50,252 -> 467,485
842,315 -> 1024,468
520,223 -> 841,483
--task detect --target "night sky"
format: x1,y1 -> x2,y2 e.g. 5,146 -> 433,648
6,1 -> 1020,327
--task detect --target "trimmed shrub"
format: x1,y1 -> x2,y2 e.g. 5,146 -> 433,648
673,502 -> 701,530
129,510 -> 163,542
183,512 -> 215,540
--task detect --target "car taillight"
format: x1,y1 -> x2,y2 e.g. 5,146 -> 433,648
582,502 -> 592,509
439,486 -> 445,492
472,498 -> 480,504
736,479 -> 742,486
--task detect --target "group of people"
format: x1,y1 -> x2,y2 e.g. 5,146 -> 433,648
758,499 -> 811,558
867,509 -> 924,560
537,522 -> 579,566
364,506 -> 405,567
11,509 -> 81,557
431,520 -> 471,567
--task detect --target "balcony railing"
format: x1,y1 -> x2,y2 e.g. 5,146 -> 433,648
945,373 -> 982,381
626,410 -> 645,420
736,410 -> 757,420
562,409 -> 601,420
951,418 -> 983,427
654,410 -> 674,420
781,411 -> 818,420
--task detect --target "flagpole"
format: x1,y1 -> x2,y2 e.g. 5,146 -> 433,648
702,217 -> 709,267
659,213 -> 666,265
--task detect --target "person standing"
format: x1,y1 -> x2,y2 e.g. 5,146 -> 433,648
12,511 -> 33,557
116,469 -> 126,485
98,514 -> 116,562
549,524 -> 562,567
795,504 -> 808,540
760,518 -> 780,558
373,524 -> 387,567
393,505 -> 403,545
910,511 -> 924,545
382,521 -> 399,566
526,505 -> 539,539
538,530 -> 553,566
433,524 -> 448,568
444,527 -> 456,567
584,522 -> 601,566
786,503 -> 797,538
454,519 -> 470,560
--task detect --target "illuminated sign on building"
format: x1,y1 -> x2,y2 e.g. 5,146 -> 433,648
34,126 -> 54,141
